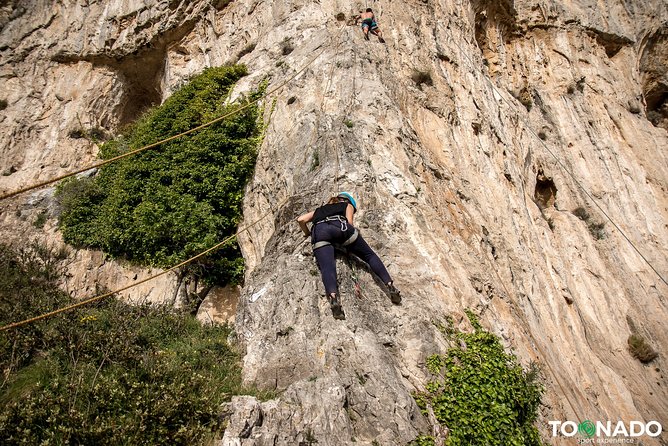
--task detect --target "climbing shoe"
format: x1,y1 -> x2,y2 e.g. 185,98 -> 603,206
329,293 -> 345,320
387,282 -> 401,304
379,37 -> 386,44
364,33 -> 370,41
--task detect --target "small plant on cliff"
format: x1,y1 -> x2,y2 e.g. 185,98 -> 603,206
57,65 -> 264,285
409,435 -> 436,445
33,210 -> 48,228
414,311 -> 544,446
518,87 -> 533,111
0,242 -> 250,445
627,334 -> 658,363
571,206 -> 606,240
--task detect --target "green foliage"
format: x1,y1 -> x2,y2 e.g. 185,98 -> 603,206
572,207 -> 590,221
0,243 -> 251,445
310,150 -> 320,171
414,312 -> 544,446
33,210 -> 48,228
0,243 -> 69,378
302,428 -> 318,445
409,435 -> 436,446
57,65 -> 264,285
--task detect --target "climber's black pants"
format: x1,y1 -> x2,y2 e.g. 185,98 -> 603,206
312,221 -> 392,295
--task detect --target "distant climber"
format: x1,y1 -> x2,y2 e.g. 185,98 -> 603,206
297,192 -> 401,320
358,8 -> 385,43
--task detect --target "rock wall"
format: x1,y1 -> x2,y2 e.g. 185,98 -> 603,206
0,0 -> 666,444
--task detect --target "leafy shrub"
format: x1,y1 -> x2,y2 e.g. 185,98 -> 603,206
409,435 -> 436,445
0,243 -> 69,377
0,242 -> 251,445
415,311 -> 544,446
82,126 -> 109,142
57,65 -> 264,285
310,150 -> 320,171
572,207 -> 590,221
33,210 -> 48,228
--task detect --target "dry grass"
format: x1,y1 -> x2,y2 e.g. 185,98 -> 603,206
628,334 -> 658,363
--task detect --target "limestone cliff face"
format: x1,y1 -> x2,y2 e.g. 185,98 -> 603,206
1,0 -> 667,445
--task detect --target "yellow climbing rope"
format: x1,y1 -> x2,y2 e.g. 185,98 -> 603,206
0,196 -> 290,332
0,25 -> 347,202
0,25 -> 351,331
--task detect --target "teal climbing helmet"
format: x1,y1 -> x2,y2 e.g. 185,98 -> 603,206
337,192 -> 357,212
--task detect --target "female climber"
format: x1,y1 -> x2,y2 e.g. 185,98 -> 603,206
297,192 -> 400,320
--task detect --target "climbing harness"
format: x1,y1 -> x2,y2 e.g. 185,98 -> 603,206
0,25 -> 352,331
312,215 -> 359,250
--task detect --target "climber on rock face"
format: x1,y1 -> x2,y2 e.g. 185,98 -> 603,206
359,8 -> 385,43
297,192 -> 401,320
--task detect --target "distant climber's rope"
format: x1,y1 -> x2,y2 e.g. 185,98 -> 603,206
323,26 -> 346,194
0,25 -> 347,202
0,196 -> 290,332
445,29 -> 668,289
439,24 -> 661,422
478,238 -> 587,422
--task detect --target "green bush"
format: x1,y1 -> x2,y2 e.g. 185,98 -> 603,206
409,435 -> 436,445
0,243 -> 251,445
57,65 -> 264,285
414,311 -> 543,446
